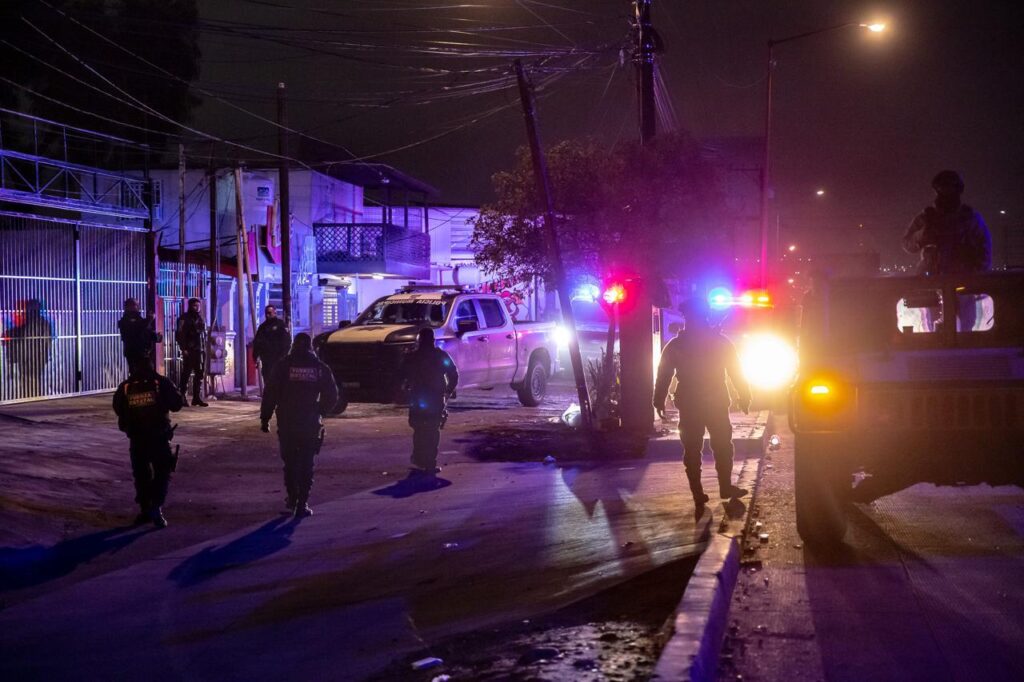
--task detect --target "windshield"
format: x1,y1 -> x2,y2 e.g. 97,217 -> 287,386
355,298 -> 449,327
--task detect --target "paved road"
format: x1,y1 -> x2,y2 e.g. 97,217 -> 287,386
720,424 -> 1024,682
0,381 -> 765,680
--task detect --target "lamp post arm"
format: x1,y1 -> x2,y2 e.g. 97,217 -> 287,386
769,21 -> 859,47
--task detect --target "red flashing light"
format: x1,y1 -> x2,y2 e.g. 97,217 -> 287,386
602,283 -> 627,307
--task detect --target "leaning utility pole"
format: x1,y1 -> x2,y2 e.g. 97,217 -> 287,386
232,167 -> 249,399
277,82 -> 292,330
618,0 -> 658,434
208,165 -> 219,330
513,59 -> 593,430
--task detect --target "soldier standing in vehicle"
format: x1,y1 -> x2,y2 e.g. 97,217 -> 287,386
903,170 -> 992,330
400,328 -> 459,476
113,357 -> 184,528
175,297 -> 208,407
260,333 -> 338,517
654,297 -> 751,514
253,304 -> 291,386
118,297 -> 162,368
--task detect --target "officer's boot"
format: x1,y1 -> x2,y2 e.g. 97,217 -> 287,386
133,505 -> 150,526
685,468 -> 710,508
717,467 -> 748,500
191,375 -> 208,407
151,506 -> 168,528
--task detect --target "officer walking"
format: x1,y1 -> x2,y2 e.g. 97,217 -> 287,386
654,297 -> 751,514
175,297 -> 208,407
113,357 -> 184,528
253,304 -> 291,386
399,328 -> 458,476
118,297 -> 162,367
260,333 -> 338,517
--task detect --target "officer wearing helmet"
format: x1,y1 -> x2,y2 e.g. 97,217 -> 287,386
260,333 -> 338,517
113,356 -> 184,528
903,170 -> 991,276
118,297 -> 162,367
399,328 -> 459,476
654,296 -> 751,514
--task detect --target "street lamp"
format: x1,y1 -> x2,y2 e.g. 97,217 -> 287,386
758,21 -> 887,287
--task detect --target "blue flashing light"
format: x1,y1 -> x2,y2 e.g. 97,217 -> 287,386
708,287 -> 732,310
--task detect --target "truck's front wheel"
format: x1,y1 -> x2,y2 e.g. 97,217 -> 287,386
794,433 -> 850,546
517,357 -> 548,407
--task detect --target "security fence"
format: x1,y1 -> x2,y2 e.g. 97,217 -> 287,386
0,213 -> 147,403
157,263 -> 208,384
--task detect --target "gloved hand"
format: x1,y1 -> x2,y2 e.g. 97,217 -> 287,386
655,405 -> 666,421
260,420 -> 270,433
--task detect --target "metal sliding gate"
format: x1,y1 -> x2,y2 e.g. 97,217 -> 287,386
158,263 -> 207,384
0,214 -> 146,404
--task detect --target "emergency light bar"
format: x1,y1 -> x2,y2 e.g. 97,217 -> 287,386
707,288 -> 774,310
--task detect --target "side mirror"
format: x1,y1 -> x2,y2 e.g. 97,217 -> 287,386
338,320 -> 351,329
456,318 -> 478,335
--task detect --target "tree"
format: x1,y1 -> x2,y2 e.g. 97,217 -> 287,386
1,0 -> 200,160
470,132 -> 727,287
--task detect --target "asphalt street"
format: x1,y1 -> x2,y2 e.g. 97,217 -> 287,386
719,425 -> 1024,682
0,380 -> 763,680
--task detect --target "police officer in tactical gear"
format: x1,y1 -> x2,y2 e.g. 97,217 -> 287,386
253,304 -> 291,386
260,333 -> 338,517
113,356 -> 184,528
654,297 -> 751,514
175,297 -> 208,407
118,297 -> 162,367
903,170 -> 991,276
399,328 -> 459,476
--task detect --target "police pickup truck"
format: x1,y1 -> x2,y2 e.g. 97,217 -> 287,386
790,271 -> 1024,545
317,286 -> 560,412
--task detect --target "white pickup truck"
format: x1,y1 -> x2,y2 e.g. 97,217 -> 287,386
317,286 -> 560,412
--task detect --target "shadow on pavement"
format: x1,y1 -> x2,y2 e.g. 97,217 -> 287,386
372,472 -> 452,498
0,525 -> 147,591
168,517 -> 298,587
457,423 -> 647,463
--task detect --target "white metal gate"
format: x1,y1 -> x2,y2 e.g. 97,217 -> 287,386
0,214 -> 147,403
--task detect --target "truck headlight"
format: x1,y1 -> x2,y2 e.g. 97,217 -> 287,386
739,333 -> 798,390
554,325 -> 572,349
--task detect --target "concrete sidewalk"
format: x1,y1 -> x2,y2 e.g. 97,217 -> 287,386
0,407 -> 767,681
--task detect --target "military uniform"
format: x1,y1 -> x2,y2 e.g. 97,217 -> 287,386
253,316 -> 291,384
113,365 -> 183,527
260,345 -> 338,516
175,309 -> 207,405
903,204 -> 991,276
118,310 -> 161,364
400,345 -> 459,473
655,324 -> 751,505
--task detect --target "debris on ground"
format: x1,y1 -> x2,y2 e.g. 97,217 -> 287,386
560,403 -> 582,428
411,657 -> 443,671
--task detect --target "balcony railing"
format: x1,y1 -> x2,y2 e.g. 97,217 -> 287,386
313,222 -> 430,279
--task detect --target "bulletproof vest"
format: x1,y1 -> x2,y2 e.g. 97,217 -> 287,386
120,378 -> 167,434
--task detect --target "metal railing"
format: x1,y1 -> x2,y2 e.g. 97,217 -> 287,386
313,222 -> 429,278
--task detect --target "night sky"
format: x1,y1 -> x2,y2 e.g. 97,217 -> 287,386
187,1 -> 1022,263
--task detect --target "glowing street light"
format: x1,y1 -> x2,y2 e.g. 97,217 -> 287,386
788,244 -> 797,252
816,188 -> 826,196
759,19 -> 890,287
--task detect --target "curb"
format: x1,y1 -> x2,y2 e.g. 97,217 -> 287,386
651,412 -> 770,681
652,534 -> 740,681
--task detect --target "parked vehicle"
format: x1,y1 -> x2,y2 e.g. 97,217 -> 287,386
789,271 -> 1024,546
317,286 -> 560,413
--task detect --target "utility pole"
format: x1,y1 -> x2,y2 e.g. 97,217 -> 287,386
233,167 -> 248,399
277,82 -> 292,330
143,166 -> 158,372
618,0 -> 658,434
178,143 -> 187,309
513,60 -> 593,430
208,165 -> 219,330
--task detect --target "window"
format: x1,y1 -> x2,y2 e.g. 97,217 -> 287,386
897,289 -> 943,334
454,300 -> 478,326
955,293 -> 994,332
358,299 -> 448,327
477,298 -> 507,328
